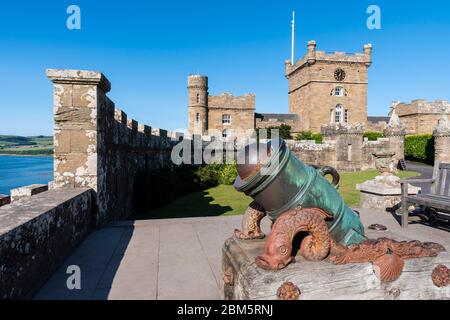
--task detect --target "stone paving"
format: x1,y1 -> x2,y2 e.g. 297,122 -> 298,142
35,209 -> 449,300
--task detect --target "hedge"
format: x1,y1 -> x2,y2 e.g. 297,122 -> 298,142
256,124 -> 292,139
294,131 -> 323,144
364,131 -> 384,141
404,134 -> 435,165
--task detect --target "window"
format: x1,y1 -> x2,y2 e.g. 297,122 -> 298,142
344,109 -> 349,123
335,104 -> 343,123
222,129 -> 230,138
222,114 -> 231,125
195,113 -> 200,123
335,87 -> 344,97
196,94 -> 200,104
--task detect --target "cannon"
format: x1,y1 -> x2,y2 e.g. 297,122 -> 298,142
234,138 -> 366,245
233,139 -> 444,271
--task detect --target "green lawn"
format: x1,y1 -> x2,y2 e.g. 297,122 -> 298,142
133,184 -> 252,220
337,170 -> 418,207
134,170 -> 419,220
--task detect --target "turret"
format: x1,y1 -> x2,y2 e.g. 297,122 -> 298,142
364,44 -> 372,66
307,40 -> 317,64
188,75 -> 208,136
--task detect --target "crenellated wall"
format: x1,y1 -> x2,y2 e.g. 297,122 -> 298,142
47,69 -> 181,225
284,121 -> 402,172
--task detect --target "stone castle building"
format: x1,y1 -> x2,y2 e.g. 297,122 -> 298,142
285,41 -> 372,132
188,41 -> 387,136
187,75 -> 256,137
392,99 -> 450,135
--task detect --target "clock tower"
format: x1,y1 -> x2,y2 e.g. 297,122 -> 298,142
285,41 -> 372,133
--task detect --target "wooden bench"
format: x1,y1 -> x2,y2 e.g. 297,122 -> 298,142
400,161 -> 450,228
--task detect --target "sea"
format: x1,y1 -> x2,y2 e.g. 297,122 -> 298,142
0,155 -> 53,195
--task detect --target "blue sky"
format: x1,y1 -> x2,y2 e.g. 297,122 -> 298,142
0,0 -> 449,136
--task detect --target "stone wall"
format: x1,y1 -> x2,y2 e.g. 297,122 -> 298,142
395,99 -> 450,135
207,93 -> 255,137
284,123 -> 395,172
47,69 -> 179,225
0,188 -> 94,299
286,140 -> 337,167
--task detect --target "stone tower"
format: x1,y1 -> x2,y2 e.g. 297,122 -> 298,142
286,41 -> 372,132
188,75 -> 209,135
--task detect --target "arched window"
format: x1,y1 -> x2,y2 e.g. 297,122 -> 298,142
335,87 -> 344,97
335,104 -> 343,123
222,129 -> 230,138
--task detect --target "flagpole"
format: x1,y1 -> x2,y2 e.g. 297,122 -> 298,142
291,11 -> 295,65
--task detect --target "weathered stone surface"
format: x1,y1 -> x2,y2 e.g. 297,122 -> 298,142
395,99 -> 450,135
357,174 -> 420,210
48,69 -> 181,225
0,188 -> 94,299
10,184 -> 49,203
434,116 -> 450,163
222,236 -> 450,300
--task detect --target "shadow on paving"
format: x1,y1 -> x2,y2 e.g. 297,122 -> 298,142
132,190 -> 233,220
35,225 -> 137,300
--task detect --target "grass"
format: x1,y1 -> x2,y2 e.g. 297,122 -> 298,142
133,185 -> 252,220
337,170 -> 419,207
135,170 -> 420,220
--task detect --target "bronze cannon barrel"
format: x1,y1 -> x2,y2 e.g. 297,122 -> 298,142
234,139 -> 366,246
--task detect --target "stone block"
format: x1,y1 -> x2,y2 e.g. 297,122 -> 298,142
357,174 -> 420,210
0,195 -> 11,207
10,184 -> 49,202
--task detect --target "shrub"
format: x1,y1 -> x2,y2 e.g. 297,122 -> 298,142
194,163 -> 238,187
294,131 -> 323,144
364,131 -> 384,141
404,134 -> 435,164
256,124 -> 292,140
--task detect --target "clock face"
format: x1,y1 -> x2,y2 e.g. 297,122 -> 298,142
334,68 -> 346,81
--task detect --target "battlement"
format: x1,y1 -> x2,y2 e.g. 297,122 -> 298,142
285,41 -> 372,76
395,99 -> 450,115
208,92 -> 256,110
47,68 -> 183,224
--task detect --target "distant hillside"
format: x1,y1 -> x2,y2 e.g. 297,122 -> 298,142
0,135 -> 53,156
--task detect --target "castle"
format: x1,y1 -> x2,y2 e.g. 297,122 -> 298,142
393,99 -> 450,135
188,41 -> 387,136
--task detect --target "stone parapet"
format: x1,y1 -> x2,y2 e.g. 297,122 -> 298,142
47,69 -> 182,225
10,184 -> 48,202
0,188 -> 94,299
321,123 -> 365,137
